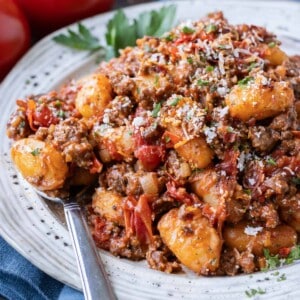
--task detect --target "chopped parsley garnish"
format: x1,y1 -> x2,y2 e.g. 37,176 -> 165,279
262,246 -> 300,271
227,126 -> 234,133
57,110 -> 65,118
197,79 -> 210,87
285,245 -> 300,264
238,76 -> 254,86
266,157 -> 277,166
187,56 -> 193,64
205,23 -> 217,34
151,102 -> 161,117
277,273 -> 287,282
31,148 -> 41,156
154,75 -> 159,86
248,62 -> 258,71
55,100 -> 62,107
165,136 -> 171,143
170,97 -> 181,106
164,34 -> 174,42
268,41 -> 276,48
245,288 -> 266,298
206,66 -> 214,72
218,44 -> 228,49
243,189 -> 252,196
182,26 -> 195,34
210,85 -> 217,92
263,249 -> 280,270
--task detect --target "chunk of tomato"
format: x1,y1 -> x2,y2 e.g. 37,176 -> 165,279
135,145 -> 165,171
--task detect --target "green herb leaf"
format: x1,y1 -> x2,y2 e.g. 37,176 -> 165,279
154,74 -> 159,86
136,5 -> 177,37
170,97 -> 181,106
263,249 -> 280,270
105,10 -> 137,57
248,62 -> 258,71
268,41 -> 276,48
277,273 -> 287,282
218,44 -> 228,49
31,148 -> 41,156
55,100 -> 62,108
165,136 -> 171,143
197,79 -> 210,86
151,102 -> 161,117
206,66 -> 214,72
245,288 -> 266,298
182,26 -> 195,34
53,23 -> 103,51
238,76 -> 254,86
286,245 -> 300,264
227,126 -> 234,133
243,189 -> 252,196
205,23 -> 217,34
106,5 -> 176,57
266,157 -> 277,166
57,110 -> 65,118
187,57 -> 193,64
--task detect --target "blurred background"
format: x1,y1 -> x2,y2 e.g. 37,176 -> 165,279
0,0 -> 155,82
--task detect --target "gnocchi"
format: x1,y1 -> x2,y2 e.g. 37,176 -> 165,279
158,205 -> 222,274
11,138 -> 68,190
225,75 -> 294,121
75,73 -> 113,118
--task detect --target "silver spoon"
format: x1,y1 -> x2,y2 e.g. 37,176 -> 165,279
36,188 -> 116,300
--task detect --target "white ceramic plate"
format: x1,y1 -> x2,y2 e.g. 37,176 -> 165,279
1,1 -> 300,299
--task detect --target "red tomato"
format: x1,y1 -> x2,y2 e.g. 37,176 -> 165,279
15,0 -> 114,36
135,145 -> 165,171
0,0 -> 30,81
33,105 -> 59,127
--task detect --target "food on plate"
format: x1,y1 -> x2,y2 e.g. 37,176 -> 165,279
6,11 -> 300,275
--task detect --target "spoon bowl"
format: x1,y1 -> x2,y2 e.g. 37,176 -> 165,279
35,187 -> 116,300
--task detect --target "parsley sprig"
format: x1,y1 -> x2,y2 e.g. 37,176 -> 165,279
53,5 -> 176,59
53,23 -> 103,51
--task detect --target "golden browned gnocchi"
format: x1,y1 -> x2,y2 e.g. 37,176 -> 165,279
11,138 -> 68,190
93,125 -> 134,162
92,187 -> 124,226
190,168 -> 219,208
75,73 -> 113,118
158,205 -> 222,274
223,221 -> 297,256
264,45 -> 288,66
175,138 -> 213,169
225,75 -> 294,121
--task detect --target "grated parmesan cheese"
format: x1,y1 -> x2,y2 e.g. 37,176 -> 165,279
204,126 -> 217,143
244,226 -> 263,236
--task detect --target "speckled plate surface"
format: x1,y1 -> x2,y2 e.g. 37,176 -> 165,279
1,1 -> 300,299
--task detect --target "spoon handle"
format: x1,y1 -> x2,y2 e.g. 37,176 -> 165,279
64,202 -> 116,300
